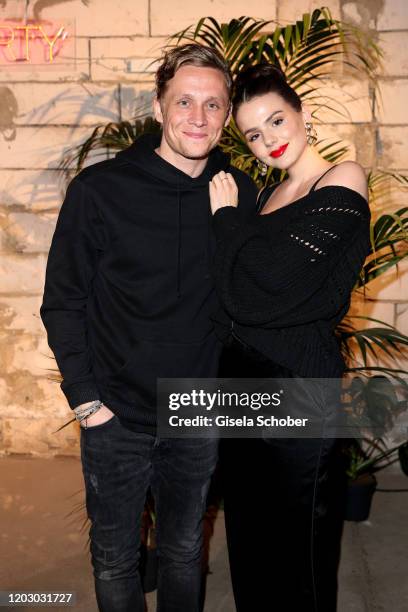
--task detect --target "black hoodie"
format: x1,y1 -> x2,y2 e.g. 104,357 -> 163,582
40,133 -> 257,431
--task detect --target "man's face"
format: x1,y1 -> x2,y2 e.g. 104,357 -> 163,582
153,65 -> 230,165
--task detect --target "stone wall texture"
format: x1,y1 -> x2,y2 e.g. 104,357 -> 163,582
1,0 -> 407,456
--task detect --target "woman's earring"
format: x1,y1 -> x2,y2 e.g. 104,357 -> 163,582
257,160 -> 268,176
305,122 -> 318,146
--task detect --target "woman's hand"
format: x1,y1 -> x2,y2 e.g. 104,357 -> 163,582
209,171 -> 238,215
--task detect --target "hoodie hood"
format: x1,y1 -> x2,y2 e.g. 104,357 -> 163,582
115,132 -> 231,188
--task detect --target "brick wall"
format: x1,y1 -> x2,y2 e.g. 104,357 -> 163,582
0,0 -> 407,456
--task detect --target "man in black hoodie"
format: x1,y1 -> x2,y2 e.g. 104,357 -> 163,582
41,44 -> 256,612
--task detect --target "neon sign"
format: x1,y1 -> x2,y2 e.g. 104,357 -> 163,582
0,20 -> 71,65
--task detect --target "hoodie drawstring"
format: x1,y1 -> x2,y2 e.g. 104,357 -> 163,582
204,207 -> 211,280
176,180 -> 216,297
176,182 -> 182,298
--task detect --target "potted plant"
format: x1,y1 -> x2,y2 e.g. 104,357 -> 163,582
342,375 -> 408,521
344,437 -> 408,521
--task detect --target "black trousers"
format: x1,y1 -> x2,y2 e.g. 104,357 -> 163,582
218,342 -> 348,612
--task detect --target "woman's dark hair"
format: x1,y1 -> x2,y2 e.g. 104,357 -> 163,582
232,64 -> 302,118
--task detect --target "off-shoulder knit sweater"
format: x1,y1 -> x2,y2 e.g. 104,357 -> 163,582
211,182 -> 371,378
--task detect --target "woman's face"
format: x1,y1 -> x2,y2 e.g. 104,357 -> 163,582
235,91 -> 309,171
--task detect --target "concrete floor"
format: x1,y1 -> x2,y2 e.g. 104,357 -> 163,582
0,456 -> 407,611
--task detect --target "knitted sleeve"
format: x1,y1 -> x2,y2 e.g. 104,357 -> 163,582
212,188 -> 371,327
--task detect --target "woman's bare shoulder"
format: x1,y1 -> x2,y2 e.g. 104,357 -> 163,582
319,161 -> 368,200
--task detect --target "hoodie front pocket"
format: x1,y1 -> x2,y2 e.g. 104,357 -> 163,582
104,335 -> 219,408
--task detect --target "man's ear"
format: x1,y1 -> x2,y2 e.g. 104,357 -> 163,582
153,97 -> 164,124
224,103 -> 232,127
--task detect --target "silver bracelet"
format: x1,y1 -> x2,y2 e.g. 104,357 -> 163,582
74,400 -> 103,422
73,400 -> 101,418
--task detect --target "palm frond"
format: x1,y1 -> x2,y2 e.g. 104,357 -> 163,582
338,316 -> 408,370
361,250 -> 408,287
349,202 -> 408,287
59,115 -> 161,177
170,16 -> 275,73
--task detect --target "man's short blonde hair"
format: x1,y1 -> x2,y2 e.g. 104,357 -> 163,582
155,43 -> 232,101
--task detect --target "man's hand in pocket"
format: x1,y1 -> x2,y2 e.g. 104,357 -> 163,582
77,402 -> 115,428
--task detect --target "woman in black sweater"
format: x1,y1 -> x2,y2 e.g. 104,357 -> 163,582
209,64 -> 371,611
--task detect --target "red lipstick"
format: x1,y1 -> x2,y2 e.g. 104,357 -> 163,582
270,143 -> 288,158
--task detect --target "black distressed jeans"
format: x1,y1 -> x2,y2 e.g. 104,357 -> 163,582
80,415 -> 218,612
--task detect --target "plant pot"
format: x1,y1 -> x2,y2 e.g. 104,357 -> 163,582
140,544 -> 158,593
345,473 -> 377,522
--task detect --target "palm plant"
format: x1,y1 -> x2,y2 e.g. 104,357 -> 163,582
338,170 -> 408,381
171,10 -> 381,184
343,375 -> 408,477
346,438 -> 408,481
